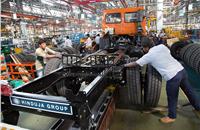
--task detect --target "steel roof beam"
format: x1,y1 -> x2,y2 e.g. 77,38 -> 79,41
120,0 -> 128,8
74,0 -> 110,5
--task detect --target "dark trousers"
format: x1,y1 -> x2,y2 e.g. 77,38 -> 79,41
166,69 -> 200,119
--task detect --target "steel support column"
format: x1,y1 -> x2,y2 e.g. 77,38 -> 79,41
157,0 -> 163,32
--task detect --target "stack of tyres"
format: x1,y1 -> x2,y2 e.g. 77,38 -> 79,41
73,44 -> 83,53
180,44 -> 200,74
118,58 -> 162,109
126,57 -> 142,106
117,57 -> 142,108
144,65 -> 162,108
54,46 -> 80,54
14,53 -> 36,63
44,47 -> 79,96
170,41 -> 189,60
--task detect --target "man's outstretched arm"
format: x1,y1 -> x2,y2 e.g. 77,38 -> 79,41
124,62 -> 139,67
124,51 -> 151,68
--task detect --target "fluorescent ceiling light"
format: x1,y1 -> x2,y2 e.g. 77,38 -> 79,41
81,14 -> 85,19
22,5 -> 31,12
22,1 -> 68,17
41,0 -> 54,6
56,20 -> 60,24
9,2 -> 16,7
55,0 -> 69,6
13,13 -> 17,19
87,14 -> 92,18
109,2 -> 115,7
189,4 -> 193,11
36,23 -> 42,25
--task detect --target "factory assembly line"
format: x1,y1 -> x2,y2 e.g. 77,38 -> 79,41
1,6 -> 163,130
0,0 -> 200,130
1,3 -> 200,130
1,47 -> 162,130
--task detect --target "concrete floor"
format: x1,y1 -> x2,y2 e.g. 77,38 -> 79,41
18,83 -> 200,130
110,87 -> 200,130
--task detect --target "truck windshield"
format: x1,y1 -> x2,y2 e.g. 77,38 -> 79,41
106,13 -> 121,24
125,12 -> 138,22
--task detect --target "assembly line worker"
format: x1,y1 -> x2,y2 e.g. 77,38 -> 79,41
64,36 -> 73,48
99,32 -> 111,50
124,37 -> 200,123
85,34 -> 93,49
35,39 -> 61,77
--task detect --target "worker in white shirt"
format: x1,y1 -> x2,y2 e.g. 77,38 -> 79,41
124,37 -> 200,123
159,29 -> 166,38
85,34 -> 93,49
64,36 -> 72,48
35,39 -> 61,77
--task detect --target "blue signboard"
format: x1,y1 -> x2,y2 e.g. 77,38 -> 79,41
10,96 -> 73,115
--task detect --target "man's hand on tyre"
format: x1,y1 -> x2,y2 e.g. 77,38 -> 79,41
55,53 -> 62,58
124,62 -> 138,67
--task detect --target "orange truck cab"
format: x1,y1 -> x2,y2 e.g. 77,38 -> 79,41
102,7 -> 147,36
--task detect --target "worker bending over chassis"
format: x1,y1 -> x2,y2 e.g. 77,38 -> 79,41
124,37 -> 200,123
35,39 -> 61,77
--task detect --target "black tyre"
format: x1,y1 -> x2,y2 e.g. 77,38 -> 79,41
180,44 -> 200,74
128,47 -> 144,58
73,44 -> 82,53
189,47 -> 200,66
186,44 -> 200,73
44,58 -> 62,96
188,47 -> 200,68
73,44 -> 79,50
44,47 -> 79,96
193,51 -> 200,73
63,47 -> 74,54
144,65 -> 162,108
180,45 -> 187,60
14,53 -> 35,63
126,58 -> 142,105
25,54 -> 36,62
117,57 -> 142,107
180,44 -> 194,61
170,41 -> 189,60
53,48 -> 65,52
65,47 -> 80,54
184,44 -> 200,65
54,47 -> 73,54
